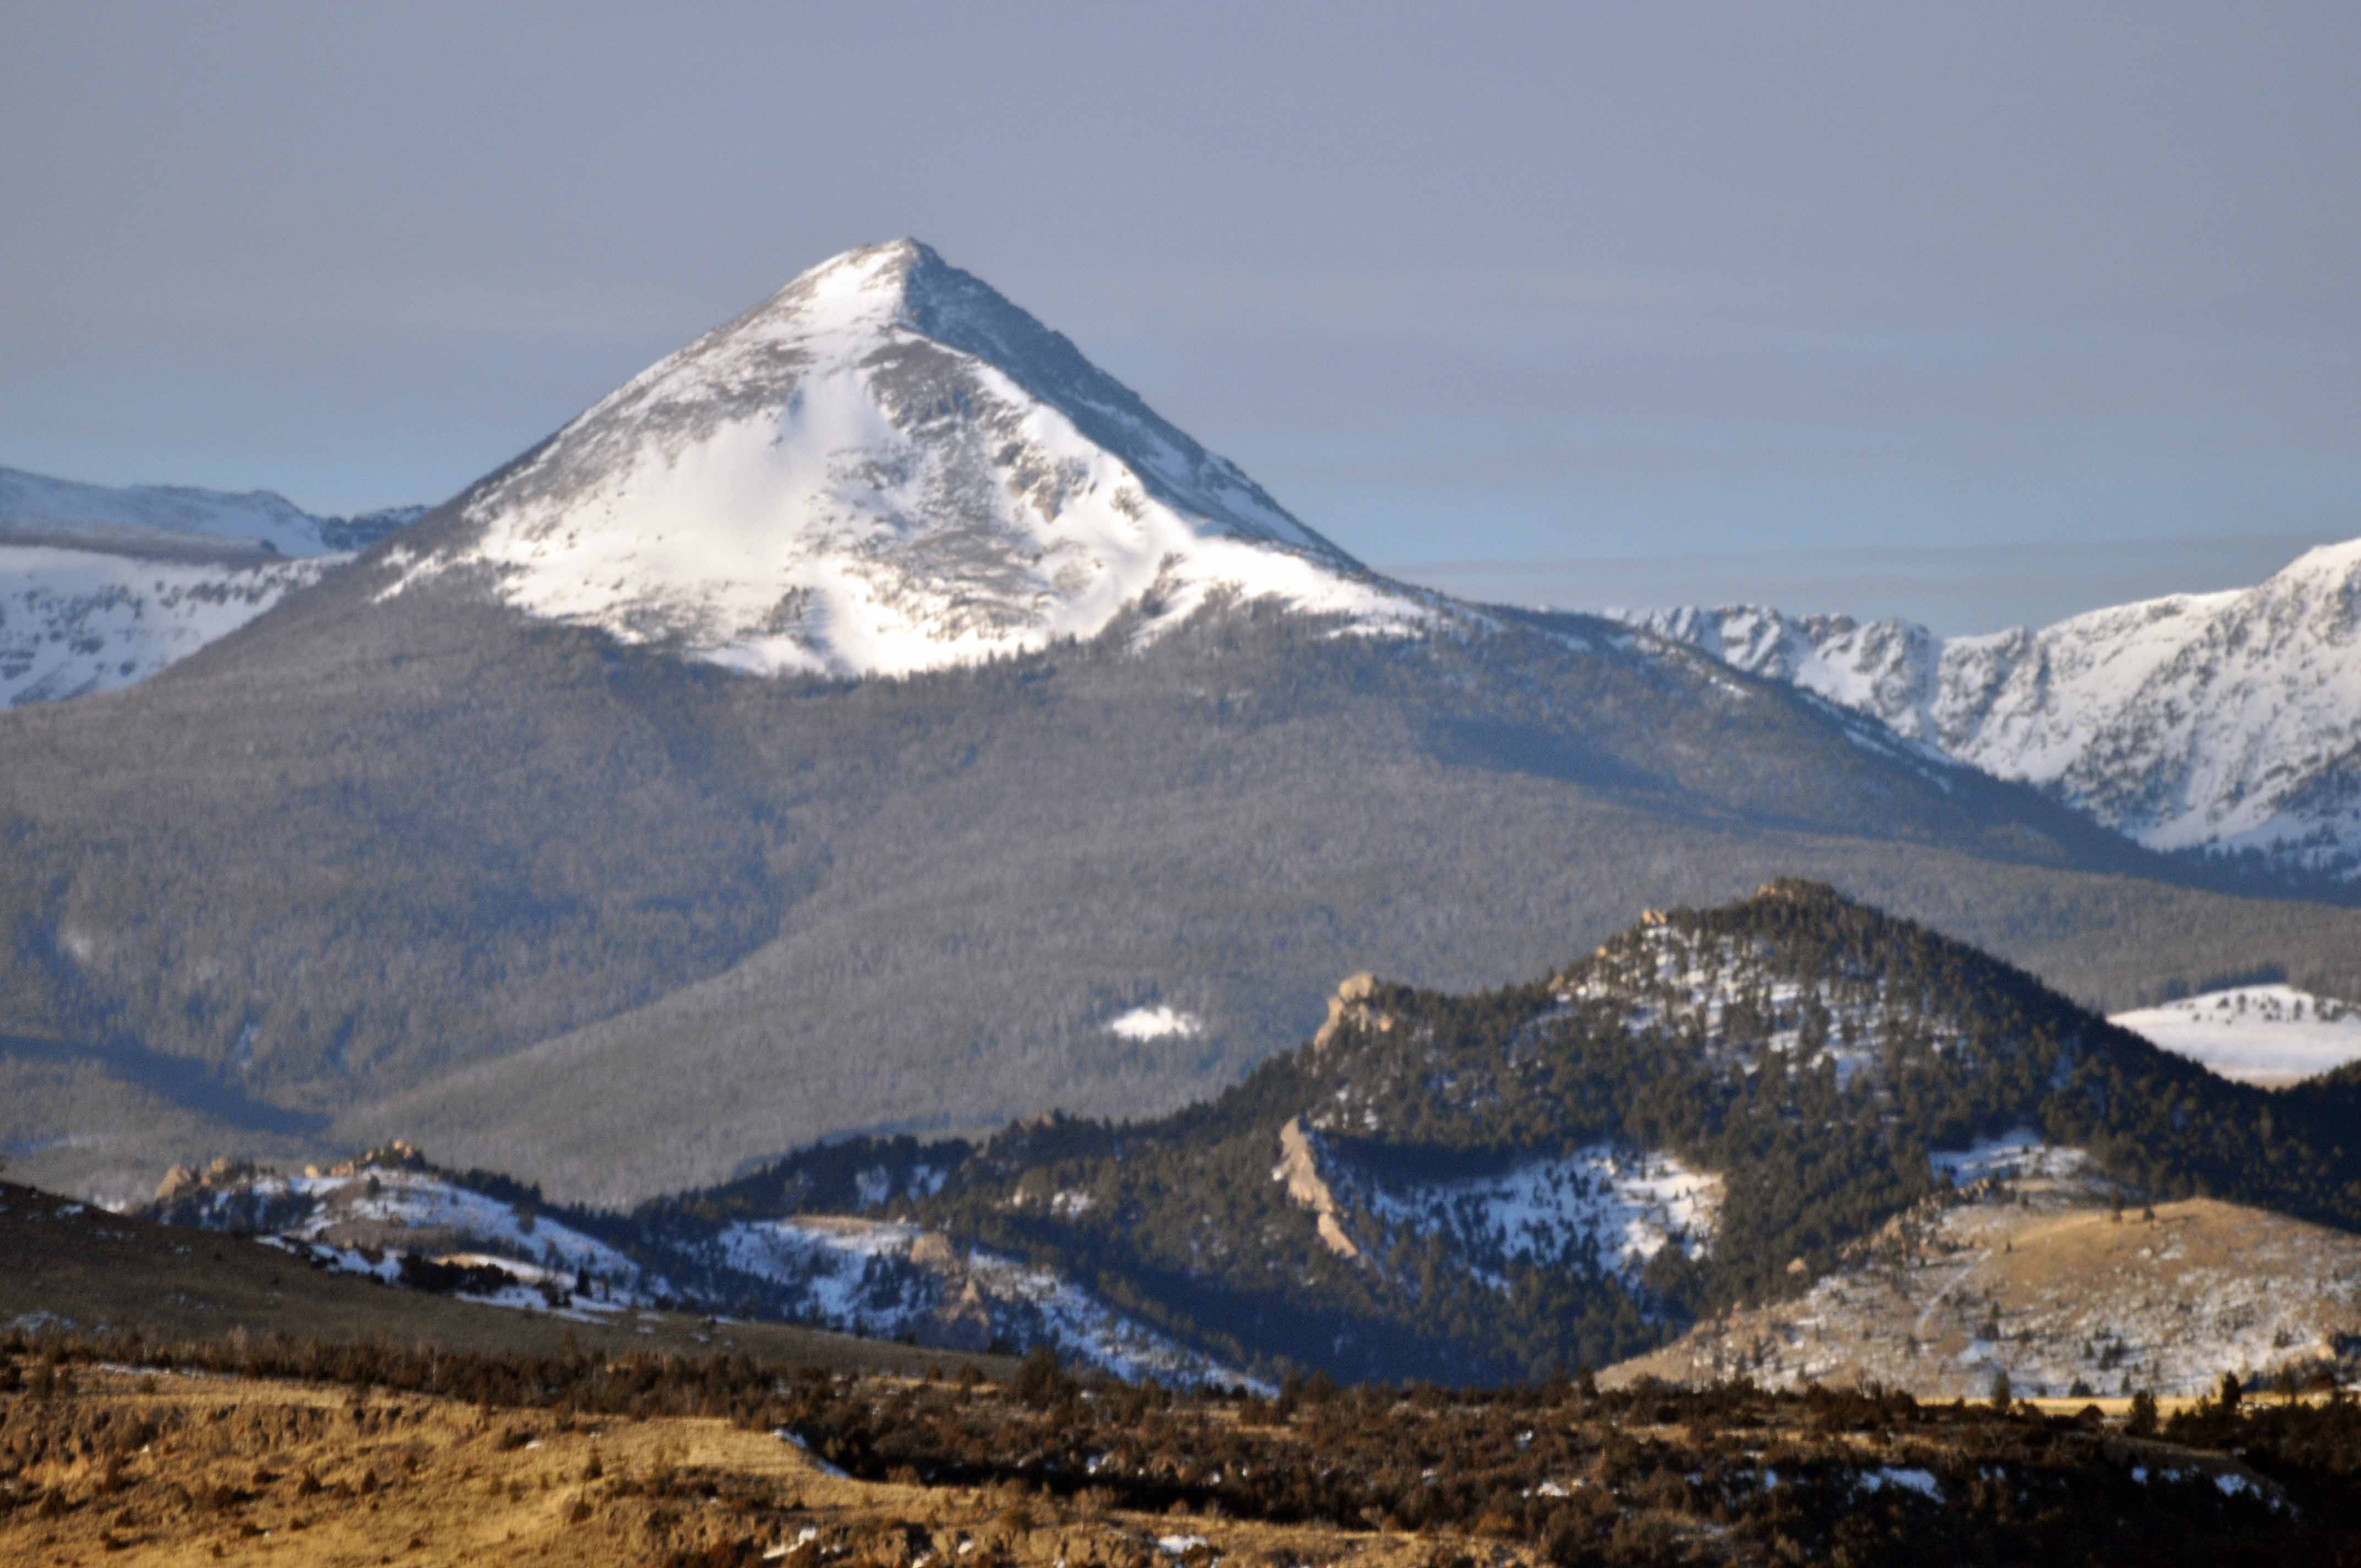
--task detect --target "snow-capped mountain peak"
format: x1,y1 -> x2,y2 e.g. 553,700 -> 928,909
1619,537 -> 2361,878
378,239 -> 1418,678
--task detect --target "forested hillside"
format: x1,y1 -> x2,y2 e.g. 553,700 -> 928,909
619,883 -> 2361,1383
18,577 -> 2361,1205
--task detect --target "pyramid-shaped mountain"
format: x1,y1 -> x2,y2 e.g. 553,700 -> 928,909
380,239 -> 1410,676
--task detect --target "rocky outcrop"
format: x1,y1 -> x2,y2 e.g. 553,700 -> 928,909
1311,972 -> 1391,1052
1273,1116 -> 1360,1260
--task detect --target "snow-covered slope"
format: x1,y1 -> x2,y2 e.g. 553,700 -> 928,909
717,1218 -> 1250,1386
0,464 -> 425,708
2111,984 -> 2361,1086
146,1150 -> 1249,1384
0,546 -> 337,706
378,239 -> 1428,677
1274,1123 -> 1720,1301
1618,542 -> 2361,877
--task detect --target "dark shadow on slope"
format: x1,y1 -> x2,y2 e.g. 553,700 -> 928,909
0,1032 -> 330,1139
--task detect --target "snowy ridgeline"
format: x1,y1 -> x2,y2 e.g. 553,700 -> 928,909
0,464 -> 422,559
163,1166 -> 1251,1386
1567,923 -> 1967,1090
172,1171 -> 661,1313
0,464 -> 428,709
2110,984 -> 2361,1086
716,1218 -> 1253,1387
0,546 -> 337,706
1617,539 -> 2361,876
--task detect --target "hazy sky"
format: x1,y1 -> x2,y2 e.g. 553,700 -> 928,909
6,3 -> 2356,630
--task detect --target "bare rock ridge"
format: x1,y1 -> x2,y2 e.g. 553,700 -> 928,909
1274,1115 -> 1361,1259
1618,543 -> 2361,879
1311,972 -> 1387,1052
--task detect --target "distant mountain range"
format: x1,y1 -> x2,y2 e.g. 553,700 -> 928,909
1618,543 -> 2361,880
0,465 -> 423,706
9,241 -> 2361,1208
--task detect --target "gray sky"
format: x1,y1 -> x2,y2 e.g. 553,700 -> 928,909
6,3 -> 2357,631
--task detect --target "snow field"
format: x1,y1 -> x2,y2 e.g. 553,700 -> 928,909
2110,985 -> 2361,1086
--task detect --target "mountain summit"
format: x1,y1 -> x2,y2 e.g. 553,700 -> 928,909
380,239 -> 1414,677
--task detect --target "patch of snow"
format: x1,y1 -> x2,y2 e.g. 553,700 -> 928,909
1109,1005 -> 1204,1042
776,1429 -> 850,1479
2110,985 -> 2361,1086
1857,1467 -> 1941,1500
1303,1139 -> 1720,1299
719,1216 -> 1256,1388
1931,1134 -> 2089,1187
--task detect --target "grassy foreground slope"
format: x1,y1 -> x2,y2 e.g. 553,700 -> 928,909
6,1316 -> 2361,1566
0,1180 -> 1002,1380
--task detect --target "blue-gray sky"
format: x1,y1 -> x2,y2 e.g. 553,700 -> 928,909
6,2 -> 2356,631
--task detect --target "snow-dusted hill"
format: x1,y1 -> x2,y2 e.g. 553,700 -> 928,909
147,1152 -> 1249,1385
1617,542 -> 2361,878
1611,1136 -> 2361,1398
0,465 -> 425,707
378,239 -> 1427,677
2110,984 -> 2361,1086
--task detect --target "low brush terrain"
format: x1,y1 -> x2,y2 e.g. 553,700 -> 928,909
6,1323 -> 2361,1567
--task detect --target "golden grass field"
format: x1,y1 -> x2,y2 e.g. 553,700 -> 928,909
0,1360 -> 1466,1568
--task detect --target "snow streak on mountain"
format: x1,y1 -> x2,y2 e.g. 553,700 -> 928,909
377,240 -> 1428,677
1619,541 -> 2361,877
0,465 -> 426,707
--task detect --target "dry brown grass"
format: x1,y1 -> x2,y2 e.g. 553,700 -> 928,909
0,1364 -> 1456,1568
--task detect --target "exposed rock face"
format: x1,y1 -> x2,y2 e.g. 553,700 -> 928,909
1312,972 -> 1389,1053
1273,1116 -> 1361,1260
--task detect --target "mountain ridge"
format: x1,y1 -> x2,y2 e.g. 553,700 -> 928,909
10,242 -> 2361,1204
0,464 -> 427,707
1618,538 -> 2361,879
144,883 -> 2361,1396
